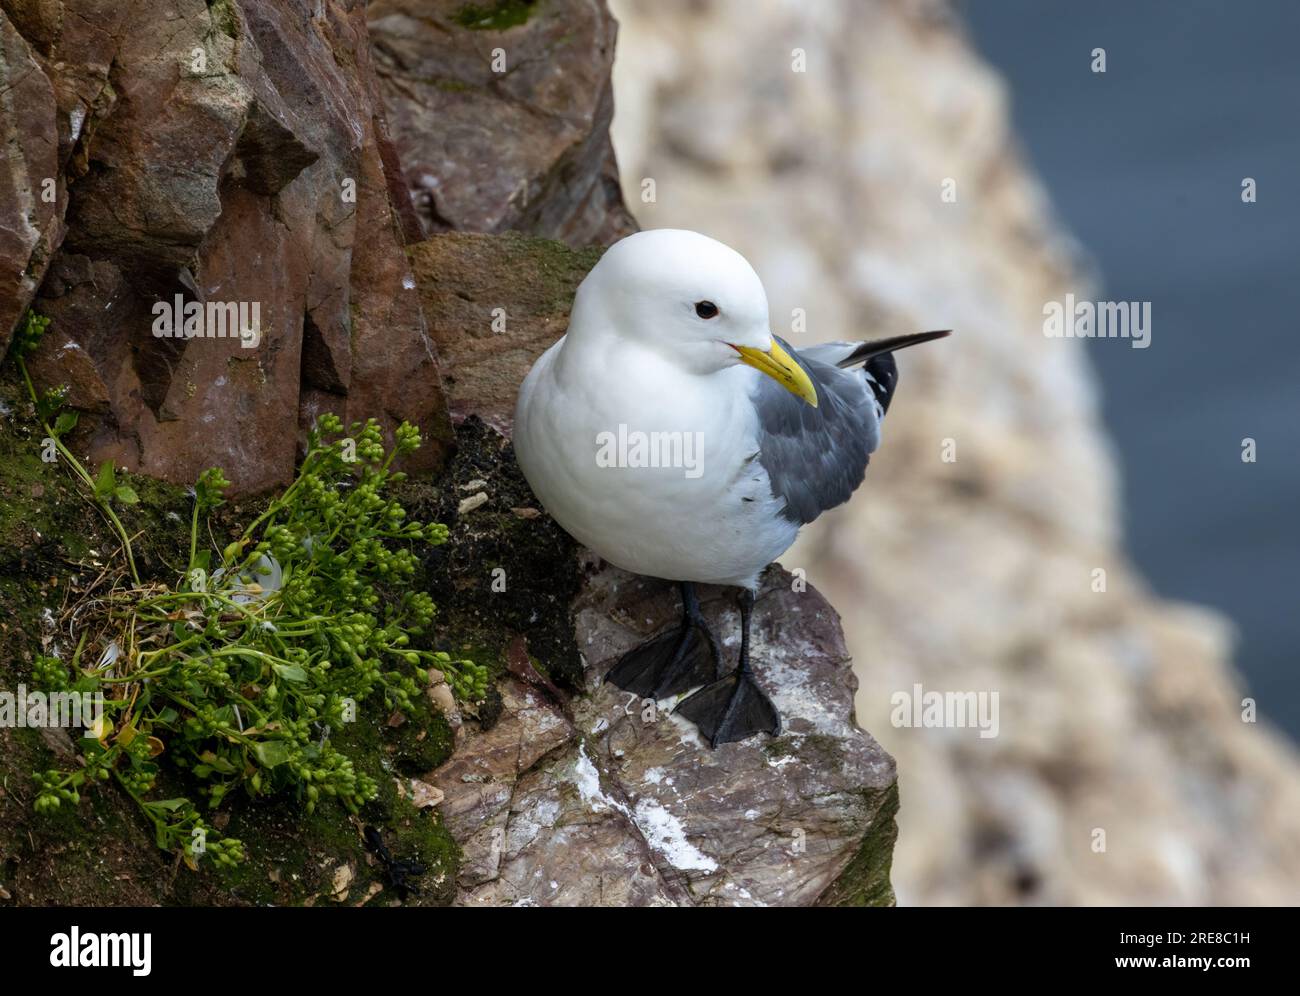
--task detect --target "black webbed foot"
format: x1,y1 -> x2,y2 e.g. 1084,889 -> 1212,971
674,667 -> 781,748
605,581 -> 722,699
672,586 -> 781,748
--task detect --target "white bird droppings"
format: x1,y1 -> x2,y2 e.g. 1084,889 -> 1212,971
631,799 -> 718,873
571,744 -> 717,873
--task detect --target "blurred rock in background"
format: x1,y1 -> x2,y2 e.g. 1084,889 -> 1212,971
608,0 -> 1300,904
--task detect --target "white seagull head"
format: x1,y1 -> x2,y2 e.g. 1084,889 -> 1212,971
568,229 -> 818,406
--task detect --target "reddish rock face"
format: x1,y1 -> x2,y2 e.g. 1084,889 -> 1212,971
369,0 -> 637,248
408,231 -> 602,435
3,0 -> 451,494
0,2 -> 74,347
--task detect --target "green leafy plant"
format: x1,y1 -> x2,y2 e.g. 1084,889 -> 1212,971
13,311 -> 486,869
10,310 -> 141,583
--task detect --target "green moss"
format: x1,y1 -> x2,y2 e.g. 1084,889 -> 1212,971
205,0 -> 241,41
0,366 -> 465,906
0,333 -> 587,906
409,230 -> 605,322
452,0 -> 539,31
395,416 -> 584,691
4,676 -> 461,906
363,769 -> 459,907
174,710 -> 460,907
816,781 -> 900,907
762,733 -> 841,764
762,737 -> 798,760
495,231 -> 605,312
390,706 -> 457,775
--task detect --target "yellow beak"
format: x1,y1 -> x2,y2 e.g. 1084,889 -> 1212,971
733,339 -> 818,408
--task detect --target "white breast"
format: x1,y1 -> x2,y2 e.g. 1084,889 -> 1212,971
514,335 -> 799,589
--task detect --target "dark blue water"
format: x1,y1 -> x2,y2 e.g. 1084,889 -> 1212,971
964,1 -> 1300,740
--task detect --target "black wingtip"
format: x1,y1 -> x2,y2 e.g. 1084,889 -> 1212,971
838,329 -> 952,367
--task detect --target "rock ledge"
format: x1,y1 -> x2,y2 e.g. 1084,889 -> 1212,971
430,563 -> 899,907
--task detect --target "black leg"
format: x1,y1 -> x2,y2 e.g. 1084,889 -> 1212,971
737,587 -> 754,675
674,587 -> 781,748
605,582 -> 723,698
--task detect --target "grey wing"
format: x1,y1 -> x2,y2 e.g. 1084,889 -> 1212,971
795,341 -> 864,366
750,337 -> 888,526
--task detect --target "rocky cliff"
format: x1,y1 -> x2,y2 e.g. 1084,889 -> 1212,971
369,0 -> 636,246
7,0 -> 1292,909
1,0 -> 451,493
0,0 -> 896,906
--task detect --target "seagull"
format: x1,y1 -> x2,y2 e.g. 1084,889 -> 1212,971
513,229 -> 948,748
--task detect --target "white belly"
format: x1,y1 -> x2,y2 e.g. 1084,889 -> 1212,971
514,337 -> 799,589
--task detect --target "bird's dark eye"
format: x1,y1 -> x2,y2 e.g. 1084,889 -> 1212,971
695,300 -> 719,319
